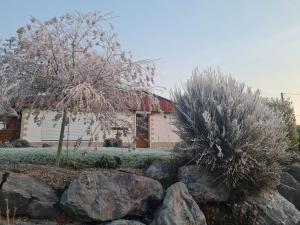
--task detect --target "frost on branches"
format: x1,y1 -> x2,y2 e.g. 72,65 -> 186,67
0,12 -> 159,140
172,68 -> 289,190
0,12 -> 159,166
266,98 -> 299,152
0,53 -> 18,119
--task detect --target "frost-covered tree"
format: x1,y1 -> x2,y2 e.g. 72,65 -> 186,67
266,98 -> 299,153
0,12 -> 158,166
0,48 -> 18,120
172,68 -> 289,190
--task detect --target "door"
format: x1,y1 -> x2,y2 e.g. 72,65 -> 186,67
0,117 -> 21,142
136,114 -> 149,148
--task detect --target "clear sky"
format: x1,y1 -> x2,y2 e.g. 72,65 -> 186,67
1,0 -> 300,123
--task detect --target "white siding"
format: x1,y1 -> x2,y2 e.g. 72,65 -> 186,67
150,113 -> 181,143
21,109 -> 42,142
22,109 -> 135,143
40,112 -> 91,141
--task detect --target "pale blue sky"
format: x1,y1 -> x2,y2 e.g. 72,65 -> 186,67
1,0 -> 300,122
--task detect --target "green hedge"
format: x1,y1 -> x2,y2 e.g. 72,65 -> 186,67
0,147 -> 171,169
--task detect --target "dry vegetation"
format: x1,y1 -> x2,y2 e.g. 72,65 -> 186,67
173,68 -> 290,191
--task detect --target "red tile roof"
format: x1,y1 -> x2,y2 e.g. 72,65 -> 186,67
13,93 -> 175,113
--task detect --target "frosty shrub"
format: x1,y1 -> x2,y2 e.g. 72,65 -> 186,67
297,126 -> 300,153
266,98 -> 299,153
172,68 -> 289,190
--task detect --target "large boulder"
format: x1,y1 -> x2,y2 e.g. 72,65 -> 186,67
178,165 -> 229,203
244,190 -> 300,225
26,201 -> 58,220
103,220 -> 146,225
0,172 -> 58,219
151,182 -> 207,225
145,160 -> 172,181
288,162 -> 300,183
277,172 -> 300,210
60,170 -> 164,222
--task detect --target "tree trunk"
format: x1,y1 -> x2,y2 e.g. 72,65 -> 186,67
55,110 -> 67,167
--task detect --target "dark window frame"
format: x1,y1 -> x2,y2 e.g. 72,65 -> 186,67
0,121 -> 6,130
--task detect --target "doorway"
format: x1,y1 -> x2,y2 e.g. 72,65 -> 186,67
0,117 -> 21,142
136,113 -> 149,148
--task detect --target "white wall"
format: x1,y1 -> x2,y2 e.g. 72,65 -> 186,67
21,109 -> 135,144
21,109 -> 181,148
40,111 -> 94,141
150,113 -> 181,143
21,108 -> 42,142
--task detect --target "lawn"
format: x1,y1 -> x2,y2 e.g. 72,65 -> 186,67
0,147 -> 172,169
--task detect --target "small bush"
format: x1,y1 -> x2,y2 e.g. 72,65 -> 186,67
104,138 -> 122,147
172,68 -> 289,191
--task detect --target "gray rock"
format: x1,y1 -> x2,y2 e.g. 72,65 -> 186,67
27,201 -> 58,219
151,182 -> 207,225
277,172 -> 300,210
60,170 -> 164,222
0,172 -> 58,219
245,190 -> 300,225
145,160 -> 171,181
178,165 -> 230,203
103,219 -> 146,225
288,162 -> 300,183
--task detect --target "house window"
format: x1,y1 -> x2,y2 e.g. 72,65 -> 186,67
0,121 -> 6,130
111,127 -> 129,137
111,127 -> 129,131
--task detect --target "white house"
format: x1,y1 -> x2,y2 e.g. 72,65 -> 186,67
1,95 -> 181,149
